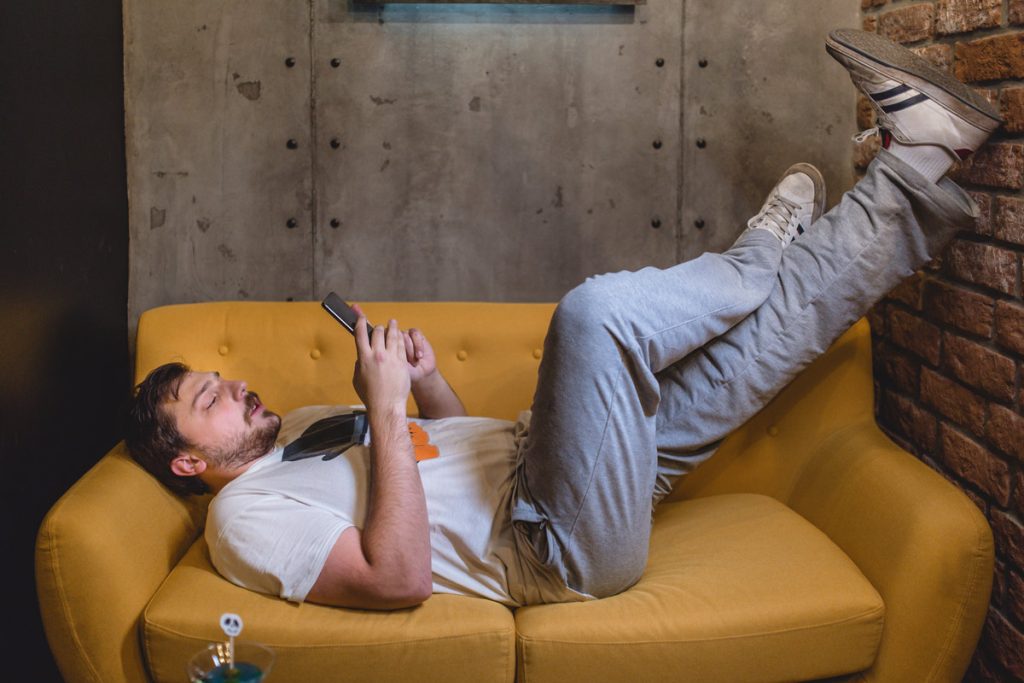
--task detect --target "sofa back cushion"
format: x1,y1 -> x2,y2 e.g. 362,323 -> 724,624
135,301 -> 557,420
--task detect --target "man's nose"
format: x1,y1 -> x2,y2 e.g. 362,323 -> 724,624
228,380 -> 247,399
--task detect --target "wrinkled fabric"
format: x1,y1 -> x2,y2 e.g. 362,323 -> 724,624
512,149 -> 978,600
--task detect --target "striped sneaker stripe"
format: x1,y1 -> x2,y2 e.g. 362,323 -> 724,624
871,83 -> 911,101
881,93 -> 930,113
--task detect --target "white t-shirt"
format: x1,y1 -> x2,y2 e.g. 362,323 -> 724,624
206,405 -> 531,605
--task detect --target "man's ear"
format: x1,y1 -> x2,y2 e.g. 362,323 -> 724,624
170,452 -> 208,478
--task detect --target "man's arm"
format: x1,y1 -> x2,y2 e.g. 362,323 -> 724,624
399,321 -> 467,419
306,319 -> 432,610
412,370 -> 467,419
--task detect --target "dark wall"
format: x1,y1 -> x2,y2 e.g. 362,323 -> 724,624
1,2 -> 130,681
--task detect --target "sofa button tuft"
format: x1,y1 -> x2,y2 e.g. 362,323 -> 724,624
533,348 -> 542,359
218,345 -> 229,356
457,350 -> 468,361
310,349 -> 321,360
767,426 -> 779,437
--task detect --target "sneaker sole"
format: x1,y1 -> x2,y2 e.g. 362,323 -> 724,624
825,28 -> 1003,131
783,162 -> 827,224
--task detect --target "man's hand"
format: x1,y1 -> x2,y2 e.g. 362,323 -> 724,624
402,327 -> 437,385
353,317 -> 410,412
349,304 -> 465,419
352,303 -> 438,386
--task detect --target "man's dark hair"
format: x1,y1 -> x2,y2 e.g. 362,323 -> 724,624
125,362 -> 210,496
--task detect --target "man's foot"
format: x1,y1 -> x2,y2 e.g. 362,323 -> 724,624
826,28 -> 1002,163
745,163 -> 826,246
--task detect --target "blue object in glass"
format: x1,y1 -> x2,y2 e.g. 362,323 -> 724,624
203,662 -> 264,683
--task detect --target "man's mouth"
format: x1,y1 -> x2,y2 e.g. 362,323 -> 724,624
247,393 -> 263,419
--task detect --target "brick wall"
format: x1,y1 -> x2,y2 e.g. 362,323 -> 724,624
859,1 -> 1024,680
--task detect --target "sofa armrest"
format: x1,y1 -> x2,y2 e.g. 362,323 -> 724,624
36,444 -> 206,683
786,419 -> 993,683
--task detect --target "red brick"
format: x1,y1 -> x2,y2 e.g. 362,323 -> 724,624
951,143 -> 1024,190
994,195 -> 1024,245
921,366 -> 988,433
982,608 -> 1024,679
943,239 -> 1019,296
912,43 -> 955,71
991,509 -> 1024,585
890,308 -> 942,364
955,33 -> 1024,82
980,88 -> 1002,112
988,403 -> 1024,461
965,647 -> 1005,683
857,94 -> 876,131
868,303 -> 888,336
923,278 -> 995,336
888,272 -> 925,309
968,190 -> 993,236
854,135 -> 880,170
1016,469 -> 1024,516
863,14 -> 879,33
944,333 -> 1017,401
879,389 -> 938,451
941,424 -> 1012,504
995,300 -> 1024,354
1005,570 -> 1024,628
1000,88 -> 1024,136
935,0 -> 1001,35
1012,0 -> 1024,24
994,559 -> 1009,605
875,341 -> 921,395
879,4 -> 935,44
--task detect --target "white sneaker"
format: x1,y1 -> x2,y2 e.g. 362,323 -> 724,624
826,29 -> 1002,161
746,163 -> 826,246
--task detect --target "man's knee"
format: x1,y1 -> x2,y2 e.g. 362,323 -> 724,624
567,546 -> 647,599
553,275 -> 620,334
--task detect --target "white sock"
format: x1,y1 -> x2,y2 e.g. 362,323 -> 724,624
887,139 -> 953,184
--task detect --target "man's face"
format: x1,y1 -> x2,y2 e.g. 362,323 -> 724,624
167,371 -> 282,470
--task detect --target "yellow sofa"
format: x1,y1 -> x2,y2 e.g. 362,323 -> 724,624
36,301 -> 993,683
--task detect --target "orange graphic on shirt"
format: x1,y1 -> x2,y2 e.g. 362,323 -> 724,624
408,422 -> 440,462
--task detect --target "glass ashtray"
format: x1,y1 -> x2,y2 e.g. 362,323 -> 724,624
186,641 -> 275,683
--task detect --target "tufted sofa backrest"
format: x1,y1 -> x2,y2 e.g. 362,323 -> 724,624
134,301 -> 558,419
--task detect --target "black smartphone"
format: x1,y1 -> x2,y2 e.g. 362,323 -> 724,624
322,292 -> 372,337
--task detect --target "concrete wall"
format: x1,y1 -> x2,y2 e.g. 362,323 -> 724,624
126,0 -> 859,342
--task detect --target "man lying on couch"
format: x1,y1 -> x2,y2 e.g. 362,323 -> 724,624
126,30 -> 1000,610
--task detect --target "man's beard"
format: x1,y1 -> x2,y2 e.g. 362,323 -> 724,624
204,393 -> 282,469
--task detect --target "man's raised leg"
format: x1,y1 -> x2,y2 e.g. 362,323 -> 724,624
511,166 -> 827,599
653,29 -> 1003,495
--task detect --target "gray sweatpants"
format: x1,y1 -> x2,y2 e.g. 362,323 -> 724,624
511,149 -> 978,601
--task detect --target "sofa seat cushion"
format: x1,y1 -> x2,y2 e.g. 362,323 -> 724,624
142,539 -> 516,683
515,493 -> 885,683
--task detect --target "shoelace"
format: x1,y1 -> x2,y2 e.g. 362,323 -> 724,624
747,191 -> 801,242
853,126 -> 896,154
853,127 -> 878,143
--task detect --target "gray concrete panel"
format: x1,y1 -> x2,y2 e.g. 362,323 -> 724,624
125,0 -> 314,340
314,2 -> 681,302
125,0 -> 860,342
680,0 -> 860,259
